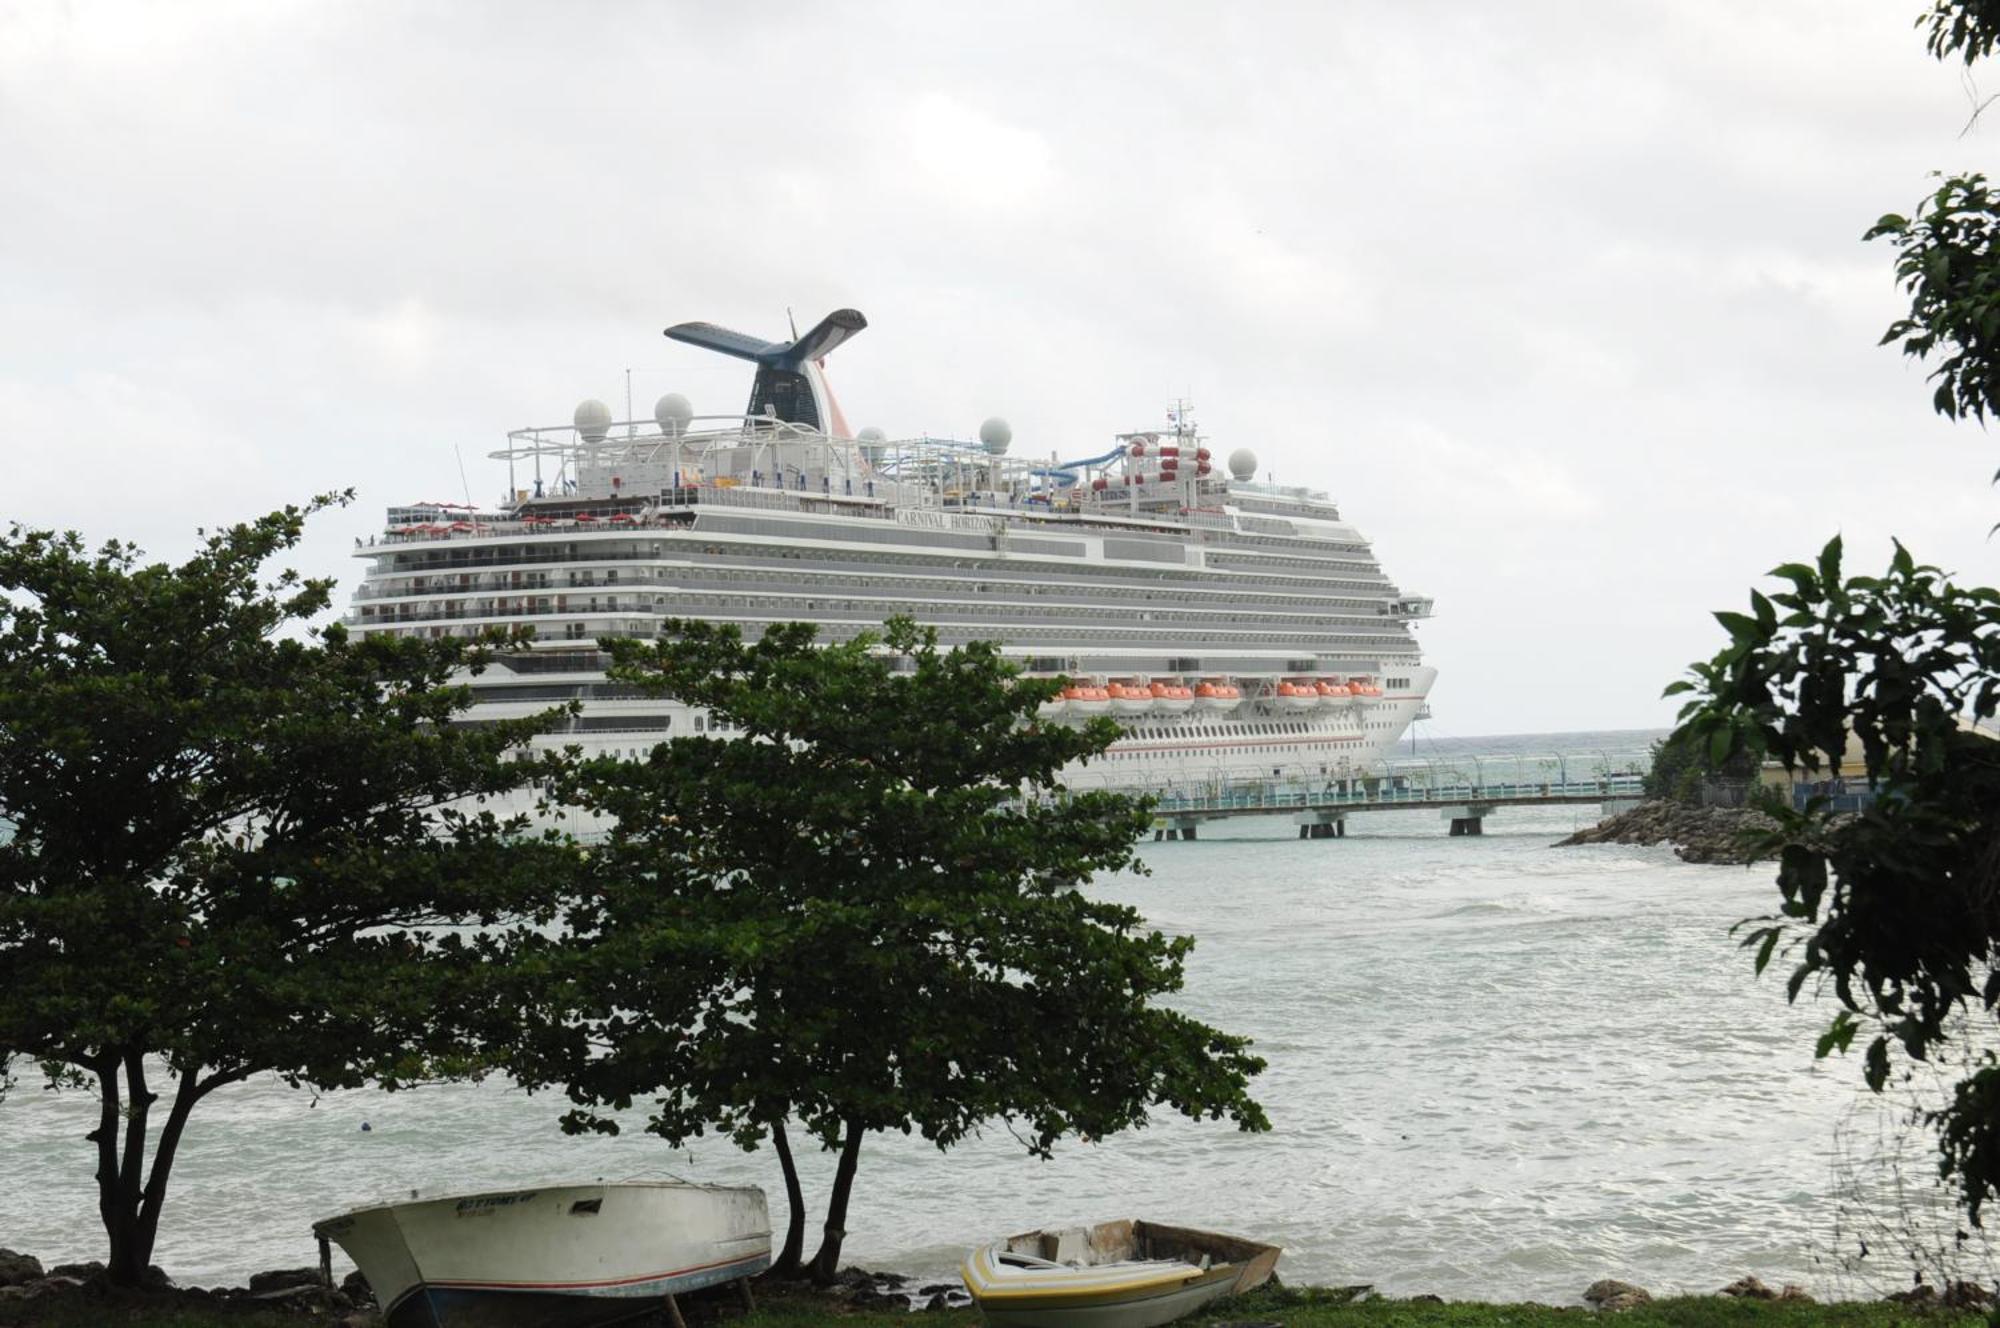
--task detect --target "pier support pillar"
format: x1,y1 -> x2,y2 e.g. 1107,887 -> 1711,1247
1439,804 -> 1496,837
1153,817 -> 1206,842
1294,811 -> 1348,841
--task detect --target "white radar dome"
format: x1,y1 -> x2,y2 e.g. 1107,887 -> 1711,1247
654,392 -> 693,435
1228,448 -> 1258,481
857,425 -> 888,460
574,398 -> 613,443
979,416 -> 1012,455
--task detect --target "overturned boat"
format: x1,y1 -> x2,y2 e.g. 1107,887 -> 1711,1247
313,1180 -> 770,1328
961,1219 -> 1281,1328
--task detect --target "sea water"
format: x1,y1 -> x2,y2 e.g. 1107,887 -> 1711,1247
0,731 -> 1964,1302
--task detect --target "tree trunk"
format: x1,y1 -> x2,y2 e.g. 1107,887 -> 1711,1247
807,1120 -> 865,1287
93,1056 -> 212,1286
765,1118 -> 807,1279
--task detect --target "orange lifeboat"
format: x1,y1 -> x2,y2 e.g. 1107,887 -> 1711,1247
1038,685 -> 1071,720
1107,681 -> 1156,716
1194,680 -> 1241,712
1149,680 -> 1195,714
1064,684 -> 1112,714
1314,679 -> 1350,708
1274,680 -> 1318,711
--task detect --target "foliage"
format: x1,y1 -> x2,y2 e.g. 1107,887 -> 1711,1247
1671,537 -> 2000,1215
1641,727 -> 1758,805
0,499 -> 577,1282
1866,173 -> 2000,427
505,617 -> 1268,1282
1920,0 -> 2000,63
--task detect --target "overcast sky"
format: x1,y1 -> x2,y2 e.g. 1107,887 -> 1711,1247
5,1 -> 1997,736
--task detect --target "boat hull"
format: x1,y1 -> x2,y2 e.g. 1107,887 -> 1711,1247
963,1219 -> 1279,1328
316,1181 -> 770,1328
972,1265 -> 1240,1328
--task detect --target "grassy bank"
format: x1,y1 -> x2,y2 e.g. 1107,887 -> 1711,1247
0,1283 -> 1987,1328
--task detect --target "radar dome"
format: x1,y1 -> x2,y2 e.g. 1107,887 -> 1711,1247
979,416 -> 1012,456
1228,448 -> 1258,481
654,392 -> 693,435
857,426 -> 888,462
574,399 -> 613,443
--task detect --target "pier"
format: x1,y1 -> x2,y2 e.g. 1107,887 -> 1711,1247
1104,749 -> 1652,841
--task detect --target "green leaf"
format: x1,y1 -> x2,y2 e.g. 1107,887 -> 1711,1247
1713,610 -> 1761,642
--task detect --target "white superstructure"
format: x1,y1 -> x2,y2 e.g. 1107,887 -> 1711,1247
346,310 -> 1436,792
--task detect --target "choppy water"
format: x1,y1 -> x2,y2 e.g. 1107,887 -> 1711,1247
0,733 -> 1959,1302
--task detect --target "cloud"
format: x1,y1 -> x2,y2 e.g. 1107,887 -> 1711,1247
4,0 -> 1998,734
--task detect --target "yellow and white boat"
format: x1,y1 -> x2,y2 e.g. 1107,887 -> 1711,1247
961,1219 -> 1280,1328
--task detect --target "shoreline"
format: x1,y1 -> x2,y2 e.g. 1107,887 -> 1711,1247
4,1254 -> 1994,1326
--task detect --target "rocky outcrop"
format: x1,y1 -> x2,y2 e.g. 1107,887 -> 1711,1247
1719,1275 -> 1812,1302
0,1253 -> 41,1289
1888,1280 -> 1993,1309
1556,801 -> 1778,865
1583,1279 -> 1653,1311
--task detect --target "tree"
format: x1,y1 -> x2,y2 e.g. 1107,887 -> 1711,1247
1639,726 -> 1757,805
1674,541 -> 2000,1214
0,500 -> 576,1283
1865,173 -> 2000,429
506,618 -> 1269,1283
1667,0 -> 2000,1228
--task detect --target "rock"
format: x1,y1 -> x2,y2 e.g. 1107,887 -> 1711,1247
1888,1284 -> 1938,1306
922,1291 -> 953,1311
1555,800 -> 1778,866
1583,1279 -> 1653,1311
918,1281 -> 960,1296
342,1267 -> 377,1304
1942,1280 -> 1991,1309
22,1275 -> 84,1300
248,1266 -> 324,1294
1719,1276 -> 1776,1299
249,1282 -> 339,1311
0,1251 -> 43,1287
45,1261 -> 104,1282
846,1289 -> 906,1311
1410,1293 -> 1445,1303
1778,1284 -> 1814,1303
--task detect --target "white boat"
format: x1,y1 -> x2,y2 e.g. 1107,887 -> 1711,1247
961,1219 -> 1280,1328
313,1180 -> 770,1328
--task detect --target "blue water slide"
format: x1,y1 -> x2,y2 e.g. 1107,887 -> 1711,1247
1029,444 -> 1129,488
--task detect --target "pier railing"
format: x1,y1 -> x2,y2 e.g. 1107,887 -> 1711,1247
1069,747 -> 1655,832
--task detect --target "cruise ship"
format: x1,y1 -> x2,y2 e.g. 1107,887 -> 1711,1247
346,310 -> 1436,792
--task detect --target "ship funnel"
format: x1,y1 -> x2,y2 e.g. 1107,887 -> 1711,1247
663,309 -> 867,433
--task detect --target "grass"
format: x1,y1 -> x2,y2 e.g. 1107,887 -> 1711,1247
0,1283 -> 1985,1328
